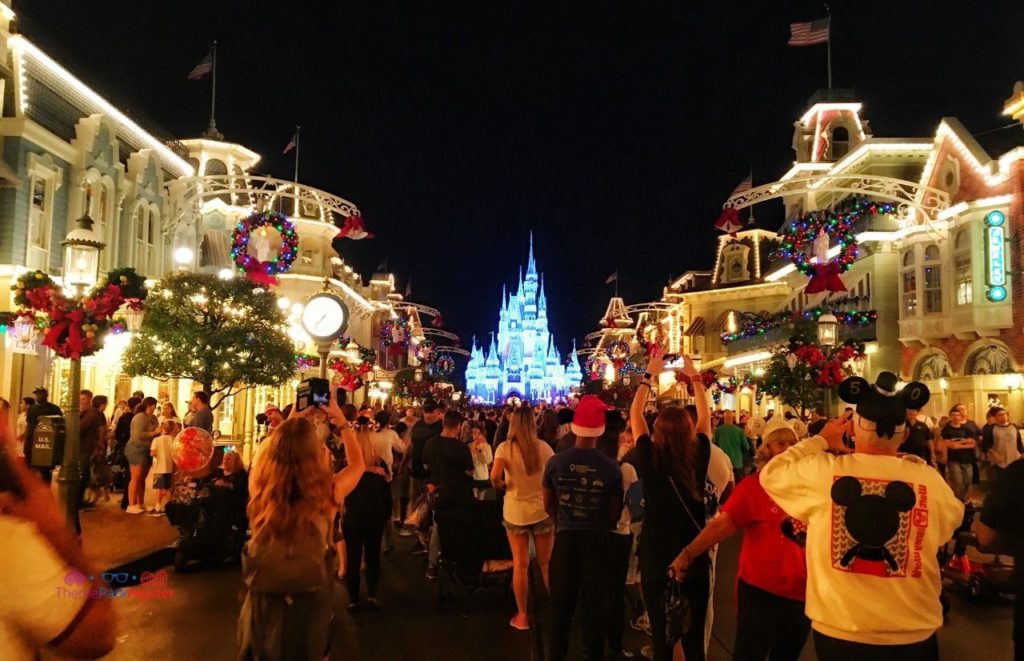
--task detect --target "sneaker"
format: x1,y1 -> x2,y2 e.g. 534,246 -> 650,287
410,543 -> 428,556
630,614 -> 651,635
146,510 -> 166,517
398,527 -> 415,537
126,505 -> 143,514
425,567 -> 439,580
509,614 -> 529,631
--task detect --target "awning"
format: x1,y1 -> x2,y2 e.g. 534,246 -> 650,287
711,310 -> 735,332
684,317 -> 705,336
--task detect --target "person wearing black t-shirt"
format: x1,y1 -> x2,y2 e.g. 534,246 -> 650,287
942,405 -> 978,501
974,459 -> 1024,659
422,410 -> 473,578
899,409 -> 933,464
625,351 -> 713,661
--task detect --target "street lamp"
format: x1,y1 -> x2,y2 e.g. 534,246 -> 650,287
414,368 -> 424,382
817,310 -> 839,347
173,246 -> 194,271
344,339 -> 361,364
817,309 -> 839,416
60,214 -> 105,532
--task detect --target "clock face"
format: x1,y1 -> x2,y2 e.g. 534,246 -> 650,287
301,294 -> 348,340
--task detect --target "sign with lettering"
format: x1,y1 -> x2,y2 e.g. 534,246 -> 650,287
985,210 -> 1007,302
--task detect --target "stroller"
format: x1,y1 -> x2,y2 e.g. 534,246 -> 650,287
434,496 -> 513,607
166,465 -> 248,573
940,502 -> 1015,600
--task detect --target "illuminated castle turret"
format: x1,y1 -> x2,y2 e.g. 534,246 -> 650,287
466,234 -> 579,403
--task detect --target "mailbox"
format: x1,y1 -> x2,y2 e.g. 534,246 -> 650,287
30,415 -> 65,468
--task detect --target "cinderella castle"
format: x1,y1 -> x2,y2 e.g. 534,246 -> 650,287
466,234 -> 580,403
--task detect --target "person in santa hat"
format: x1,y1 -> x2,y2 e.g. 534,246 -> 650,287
543,394 -> 623,661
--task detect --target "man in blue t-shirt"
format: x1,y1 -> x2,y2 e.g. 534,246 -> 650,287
543,395 -> 623,661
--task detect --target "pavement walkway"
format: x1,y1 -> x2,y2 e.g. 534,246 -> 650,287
104,531 -> 1014,660
80,498 -> 178,571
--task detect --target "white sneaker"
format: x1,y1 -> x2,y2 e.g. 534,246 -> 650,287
126,505 -> 143,514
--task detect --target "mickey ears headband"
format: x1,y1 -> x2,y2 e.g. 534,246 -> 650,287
837,375 -> 931,409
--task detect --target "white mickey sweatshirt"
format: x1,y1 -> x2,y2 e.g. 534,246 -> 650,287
760,436 -> 964,645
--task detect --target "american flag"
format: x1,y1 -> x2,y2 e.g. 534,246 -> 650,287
788,18 -> 830,46
187,52 -> 213,79
283,130 -> 298,154
729,174 -> 752,199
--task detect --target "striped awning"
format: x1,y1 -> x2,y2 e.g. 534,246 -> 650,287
684,317 -> 705,336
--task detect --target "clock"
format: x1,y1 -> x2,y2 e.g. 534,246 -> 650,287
301,293 -> 349,341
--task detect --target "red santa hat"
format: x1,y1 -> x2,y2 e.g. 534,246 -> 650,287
571,394 -> 610,438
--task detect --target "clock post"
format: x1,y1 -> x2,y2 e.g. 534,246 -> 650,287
300,291 -> 350,381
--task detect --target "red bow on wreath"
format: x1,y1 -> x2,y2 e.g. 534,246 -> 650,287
816,361 -> 846,387
805,261 -> 847,295
794,344 -> 825,367
44,308 -> 86,358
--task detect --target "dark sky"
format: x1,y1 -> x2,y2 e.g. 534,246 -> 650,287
20,1 -> 1024,359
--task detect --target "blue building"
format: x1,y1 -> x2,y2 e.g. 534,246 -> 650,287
465,234 -> 579,403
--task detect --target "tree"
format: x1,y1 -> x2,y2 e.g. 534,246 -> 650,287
122,272 -> 296,408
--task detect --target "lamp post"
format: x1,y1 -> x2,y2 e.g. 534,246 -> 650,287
817,310 -> 838,416
59,215 -> 105,533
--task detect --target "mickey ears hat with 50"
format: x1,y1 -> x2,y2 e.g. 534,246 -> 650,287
837,371 -> 930,439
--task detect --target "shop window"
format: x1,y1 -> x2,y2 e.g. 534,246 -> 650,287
901,249 -> 917,316
954,230 -> 972,305
923,244 -> 942,314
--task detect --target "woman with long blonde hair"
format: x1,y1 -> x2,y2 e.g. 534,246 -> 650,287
491,406 -> 555,631
238,397 -> 364,660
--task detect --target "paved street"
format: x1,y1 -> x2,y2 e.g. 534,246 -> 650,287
107,532 -> 1014,660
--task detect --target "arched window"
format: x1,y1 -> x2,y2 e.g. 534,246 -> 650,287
923,244 -> 942,313
901,249 -> 917,316
132,205 -> 146,272
831,125 -> 850,159
965,344 -> 1014,375
914,352 -> 952,381
954,230 -> 972,305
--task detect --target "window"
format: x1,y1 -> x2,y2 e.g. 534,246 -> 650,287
901,249 -> 917,316
132,205 -> 150,275
147,208 -> 159,276
952,230 -> 972,305
923,244 -> 942,313
831,125 -> 850,159
27,176 -> 55,271
84,176 -> 114,269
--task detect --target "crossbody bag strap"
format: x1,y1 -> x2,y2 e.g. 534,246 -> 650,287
667,475 -> 703,533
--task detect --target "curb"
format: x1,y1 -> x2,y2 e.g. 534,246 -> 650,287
103,545 -> 176,587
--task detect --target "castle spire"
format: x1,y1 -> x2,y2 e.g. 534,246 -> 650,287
527,231 -> 537,277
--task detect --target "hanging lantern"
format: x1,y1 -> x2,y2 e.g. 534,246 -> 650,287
817,310 -> 839,347
11,313 -> 39,350
124,306 -> 145,333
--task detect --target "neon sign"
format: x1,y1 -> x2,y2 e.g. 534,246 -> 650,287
985,210 -> 1007,302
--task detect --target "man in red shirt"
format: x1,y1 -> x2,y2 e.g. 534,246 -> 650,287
669,416 -> 809,660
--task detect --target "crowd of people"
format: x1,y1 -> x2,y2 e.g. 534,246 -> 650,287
1,348 -> 1023,660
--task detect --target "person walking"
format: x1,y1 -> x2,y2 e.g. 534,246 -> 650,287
761,373 -> 963,660
342,414 -> 393,612
543,394 -> 623,661
423,410 -> 474,579
238,398 -> 364,660
671,416 -> 809,660
984,406 -> 1023,479
626,353 -> 714,661
491,407 -> 555,631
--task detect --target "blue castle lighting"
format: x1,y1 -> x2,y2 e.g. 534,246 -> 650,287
465,234 -> 580,403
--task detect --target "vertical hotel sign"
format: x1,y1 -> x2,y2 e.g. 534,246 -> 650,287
985,210 -> 1007,302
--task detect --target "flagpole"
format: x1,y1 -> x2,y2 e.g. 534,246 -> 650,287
208,41 -> 219,137
293,125 -> 301,184
824,5 -> 833,89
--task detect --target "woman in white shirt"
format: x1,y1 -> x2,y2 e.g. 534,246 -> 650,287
490,407 -> 555,631
469,422 -> 493,492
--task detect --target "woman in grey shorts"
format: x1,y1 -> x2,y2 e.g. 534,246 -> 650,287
490,407 -> 556,631
125,397 -> 160,513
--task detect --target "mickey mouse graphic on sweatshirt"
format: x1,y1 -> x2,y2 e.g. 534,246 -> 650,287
761,372 -> 964,646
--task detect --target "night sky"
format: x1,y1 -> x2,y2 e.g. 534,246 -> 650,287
20,1 -> 1024,358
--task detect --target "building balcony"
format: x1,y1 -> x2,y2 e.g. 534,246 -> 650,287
724,321 -> 877,356
899,303 -> 1012,343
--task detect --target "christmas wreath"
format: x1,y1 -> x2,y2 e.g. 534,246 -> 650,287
380,317 -> 411,356
432,354 -> 455,377
777,200 -> 895,294
231,210 -> 299,285
414,338 -> 437,363
329,357 -> 374,391
10,271 -> 125,359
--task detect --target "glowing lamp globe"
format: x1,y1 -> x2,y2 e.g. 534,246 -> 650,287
62,215 -> 105,292
173,427 -> 215,473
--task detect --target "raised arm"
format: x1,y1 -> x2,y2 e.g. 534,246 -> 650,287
678,355 -> 711,437
323,400 -> 364,500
